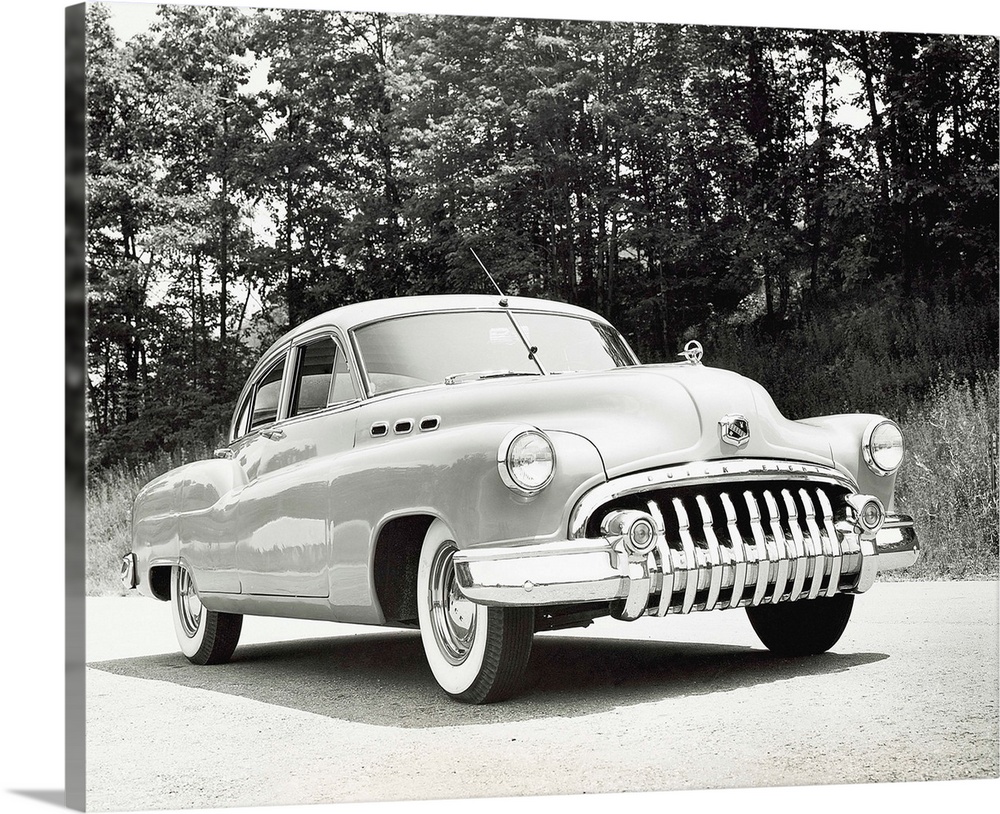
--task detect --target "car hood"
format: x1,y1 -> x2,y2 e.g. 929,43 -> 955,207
400,364 -> 838,479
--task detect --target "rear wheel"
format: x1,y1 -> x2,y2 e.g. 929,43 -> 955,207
746,593 -> 854,656
417,521 -> 534,703
171,565 -> 243,665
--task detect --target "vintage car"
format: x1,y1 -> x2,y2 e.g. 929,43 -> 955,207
123,294 -> 919,703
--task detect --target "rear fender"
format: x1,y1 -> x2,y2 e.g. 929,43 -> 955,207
131,458 -> 246,599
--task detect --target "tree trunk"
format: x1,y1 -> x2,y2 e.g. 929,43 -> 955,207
285,172 -> 294,324
810,50 -> 830,292
856,34 -> 890,212
219,168 -> 229,345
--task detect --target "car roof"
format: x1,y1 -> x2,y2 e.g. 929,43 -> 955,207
255,294 -> 610,364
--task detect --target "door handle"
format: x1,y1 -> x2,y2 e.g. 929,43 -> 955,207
213,447 -> 234,460
261,428 -> 285,441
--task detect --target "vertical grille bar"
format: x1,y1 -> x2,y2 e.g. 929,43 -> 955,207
672,497 -> 700,614
719,492 -> 748,609
696,495 -> 724,611
816,489 -> 843,597
648,499 -> 674,616
836,499 -> 860,561
744,491 -> 771,606
762,490 -> 791,604
781,488 -> 808,601
798,488 -> 827,600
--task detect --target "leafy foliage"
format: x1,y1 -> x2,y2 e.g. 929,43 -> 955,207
85,8 -> 998,477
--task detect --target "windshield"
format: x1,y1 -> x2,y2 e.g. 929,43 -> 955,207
353,310 -> 637,396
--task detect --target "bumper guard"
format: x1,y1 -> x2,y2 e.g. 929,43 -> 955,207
120,553 -> 137,590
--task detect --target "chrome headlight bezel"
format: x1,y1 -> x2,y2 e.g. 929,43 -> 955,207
862,418 -> 904,477
497,428 -> 556,497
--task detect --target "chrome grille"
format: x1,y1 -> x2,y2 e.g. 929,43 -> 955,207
589,480 -> 858,614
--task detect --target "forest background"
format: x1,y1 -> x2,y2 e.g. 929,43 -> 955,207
84,2 -> 998,593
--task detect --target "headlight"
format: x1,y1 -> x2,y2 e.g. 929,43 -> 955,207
863,419 -> 904,476
498,429 -> 555,496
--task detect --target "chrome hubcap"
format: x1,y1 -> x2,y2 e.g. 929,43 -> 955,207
428,543 -> 478,665
177,569 -> 203,638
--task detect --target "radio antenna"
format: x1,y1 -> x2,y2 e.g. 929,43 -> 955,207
470,248 -> 506,303
469,248 -> 547,375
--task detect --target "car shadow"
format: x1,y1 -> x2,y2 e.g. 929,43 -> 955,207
89,631 -> 887,728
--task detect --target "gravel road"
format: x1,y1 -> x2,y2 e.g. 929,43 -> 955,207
85,581 -> 998,811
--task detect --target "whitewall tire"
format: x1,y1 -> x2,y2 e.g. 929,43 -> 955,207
171,565 -> 243,665
417,521 -> 533,703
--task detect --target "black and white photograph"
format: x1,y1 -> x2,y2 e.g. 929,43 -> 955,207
6,1 -> 1000,813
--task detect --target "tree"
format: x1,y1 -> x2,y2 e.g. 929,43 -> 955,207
85,8 -> 998,469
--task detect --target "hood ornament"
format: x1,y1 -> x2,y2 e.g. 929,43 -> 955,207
679,339 -> 703,365
720,414 -> 751,448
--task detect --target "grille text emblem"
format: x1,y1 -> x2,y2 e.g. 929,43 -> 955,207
720,414 -> 751,448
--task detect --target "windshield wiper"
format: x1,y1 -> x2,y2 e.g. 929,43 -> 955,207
444,370 -> 541,385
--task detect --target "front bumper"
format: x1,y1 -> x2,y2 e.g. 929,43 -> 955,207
453,515 -> 918,621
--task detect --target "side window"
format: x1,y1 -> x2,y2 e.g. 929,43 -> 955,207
291,337 -> 337,417
249,358 -> 286,430
329,346 -> 359,404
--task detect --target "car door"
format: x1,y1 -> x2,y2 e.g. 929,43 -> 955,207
234,331 -> 361,597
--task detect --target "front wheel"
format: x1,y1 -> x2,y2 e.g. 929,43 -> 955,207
746,593 -> 854,656
417,521 -> 534,703
171,565 -> 243,665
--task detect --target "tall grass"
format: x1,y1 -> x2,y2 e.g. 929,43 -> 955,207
706,295 -> 998,421
894,372 -> 999,579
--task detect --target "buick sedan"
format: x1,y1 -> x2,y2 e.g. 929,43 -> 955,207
123,295 -> 919,702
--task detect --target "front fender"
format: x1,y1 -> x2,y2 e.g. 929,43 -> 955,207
796,413 -> 900,509
326,422 -> 607,619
